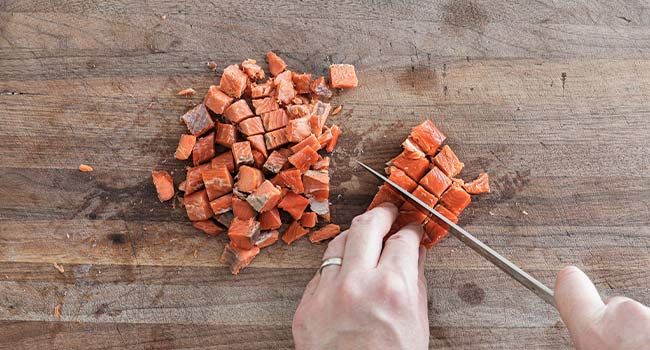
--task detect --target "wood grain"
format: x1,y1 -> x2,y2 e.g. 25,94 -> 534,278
2,0 -> 650,348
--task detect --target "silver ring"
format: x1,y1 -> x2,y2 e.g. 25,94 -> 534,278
319,257 -> 342,274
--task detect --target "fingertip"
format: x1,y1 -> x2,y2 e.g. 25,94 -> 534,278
555,266 -> 585,291
554,265 -> 603,333
374,202 -> 398,216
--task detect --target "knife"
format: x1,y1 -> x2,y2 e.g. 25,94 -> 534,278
357,161 -> 557,308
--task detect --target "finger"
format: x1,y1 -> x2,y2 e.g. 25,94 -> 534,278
378,223 -> 423,276
341,203 -> 398,272
418,245 -> 427,280
555,266 -> 604,336
319,230 -> 349,283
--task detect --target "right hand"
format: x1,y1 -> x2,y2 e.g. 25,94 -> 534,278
555,266 -> 650,349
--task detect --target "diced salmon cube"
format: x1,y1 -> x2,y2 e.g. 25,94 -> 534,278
255,230 -> 279,248
303,170 -> 330,201
241,59 -> 265,81
412,185 -> 439,208
439,184 -> 471,215
185,163 -> 211,195
204,86 -> 234,114
286,104 -> 310,119
219,64 -> 248,98
281,220 -> 309,245
368,184 -> 404,210
175,134 -> 197,160
326,125 -> 341,152
276,79 -> 296,105
261,109 -> 289,131
202,165 -> 233,200
309,224 -> 341,243
397,202 -> 428,225
192,220 -> 224,236
232,197 -> 256,220
310,114 -> 325,138
184,190 -> 214,221
210,151 -> 235,173
463,173 -> 490,194
278,192 -> 310,220
252,97 -> 279,115
300,212 -> 318,228
181,103 -> 214,136
209,193 -> 233,215
215,123 -> 238,148
264,128 -> 289,150
228,217 -> 261,250
263,150 -> 289,174
246,180 -> 282,213
288,146 -> 319,173
329,64 -> 358,89
287,117 -> 311,143
410,120 -> 446,155
309,197 -> 330,222
389,152 -> 430,181
291,134 -> 320,153
178,180 -> 187,192
292,72 -> 312,94
273,168 -> 304,194
423,204 -> 458,249
232,141 -> 254,167
192,132 -> 215,166
151,170 -> 174,202
434,145 -> 464,177
419,166 -> 452,197
220,243 -> 260,275
223,99 -> 254,124
236,165 -> 264,193
267,51 -> 287,77
238,117 -> 265,136
259,207 -> 282,230
252,149 -> 266,168
310,76 -> 332,99
387,166 -> 418,192
312,156 -> 330,171
246,135 -> 268,158
311,101 -> 332,120
251,80 -> 274,98
402,137 -> 426,159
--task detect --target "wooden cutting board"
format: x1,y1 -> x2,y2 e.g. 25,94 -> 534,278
1,1 -> 650,348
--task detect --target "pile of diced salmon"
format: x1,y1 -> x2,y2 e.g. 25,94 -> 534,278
368,120 -> 490,248
151,52 -> 358,274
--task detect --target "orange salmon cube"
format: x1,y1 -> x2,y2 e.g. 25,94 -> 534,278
412,185 -> 439,208
286,117 -> 311,143
389,152 -> 430,181
246,134 -> 268,158
204,86 -> 234,114
300,212 -> 318,228
215,123 -> 238,148
219,64 -> 248,98
272,168 -> 304,194
410,120 -> 446,155
267,51 -> 287,77
232,141 -> 254,167
434,145 -> 464,177
184,190 -> 214,221
310,76 -> 332,99
463,173 -> 490,194
209,193 -> 233,215
312,156 -> 330,171
309,224 -> 341,243
224,99 -> 254,124
252,96 -> 279,115
220,243 -> 260,275
192,220 -> 224,236
151,170 -> 174,202
291,134 -> 321,153
236,165 -> 264,193
368,184 -> 404,210
210,151 -> 235,173
387,166 -> 418,192
251,80 -> 274,98
261,109 -> 289,131
175,134 -> 197,160
246,180 -> 282,213
423,204 -> 458,249
259,207 -> 282,230
185,162 -> 211,195
264,128 -> 289,150
238,116 -> 265,136
419,166 -> 452,197
329,64 -> 358,89
263,151 -> 289,174
326,125 -> 342,153
255,230 -> 279,248
241,59 -> 265,81
252,149 -> 266,168
286,104 -> 311,119
276,78 -> 295,105
232,197 -> 256,220
303,170 -> 329,201
278,192 -> 310,220
402,137 -> 425,159
192,132 -> 215,166
181,103 -> 214,137
281,220 -> 309,245
202,165 -> 233,200
288,146 -> 319,172
227,217 -> 261,250
292,72 -> 312,94
439,184 -> 471,216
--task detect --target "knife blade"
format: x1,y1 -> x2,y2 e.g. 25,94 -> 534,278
357,160 -> 557,308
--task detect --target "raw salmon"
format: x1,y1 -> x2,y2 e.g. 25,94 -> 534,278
439,184 -> 471,216
79,164 -> 94,172
181,103 -> 214,136
264,127 -> 289,150
215,123 -> 238,148
275,77 -> 296,105
326,125 -> 342,153
286,117 -> 312,143
310,76 -> 332,99
261,109 -> 289,131
397,202 -> 428,225
329,64 -> 358,89
310,114 -> 325,138
402,137 -> 425,159
312,156 -> 330,171
300,212 -> 317,228
410,120 -> 446,155
185,162 -> 212,194
255,230 -> 279,248
412,185 -> 439,208
236,165 -> 264,193
224,99 -> 254,124
288,146 -> 319,172
290,134 -> 320,153
246,180 -> 282,213
292,72 -> 312,94
434,145 -> 464,177
263,150 -> 288,174
228,217 -> 261,249
219,64 -> 248,98
273,168 -> 305,194
388,152 -> 430,181
252,97 -> 279,115
178,180 -> 187,192
387,166 -> 418,192
192,220 -> 224,236
251,80 -> 274,98
259,207 -> 281,230
311,101 -> 332,122
177,88 -> 196,96
266,51 -> 287,76
463,173 -> 490,194
368,184 -> 404,210
152,170 -> 174,202
419,166 -> 452,197
286,104 -> 311,119
209,193 -> 233,215
278,192 -> 310,220
202,165 -> 233,200
241,59 -> 265,81
423,204 -> 458,249
252,149 -> 266,168
309,224 -> 341,243
303,170 -> 330,201
238,117 -> 265,136
247,134 -> 268,158
184,190 -> 214,221
220,242 -> 260,275
210,152 -> 235,173
282,220 -> 309,245
192,132 -> 215,166
331,105 -> 342,116
232,197 -> 256,220
203,86 -> 234,114
175,134 -> 196,160
232,141 -> 254,168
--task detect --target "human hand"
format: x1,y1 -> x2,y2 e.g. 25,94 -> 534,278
555,266 -> 650,349
292,203 -> 429,350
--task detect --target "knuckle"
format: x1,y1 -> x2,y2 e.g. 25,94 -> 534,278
336,277 -> 363,304
377,274 -> 410,305
351,213 -> 373,228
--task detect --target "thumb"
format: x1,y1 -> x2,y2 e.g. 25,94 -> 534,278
555,266 -> 604,337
